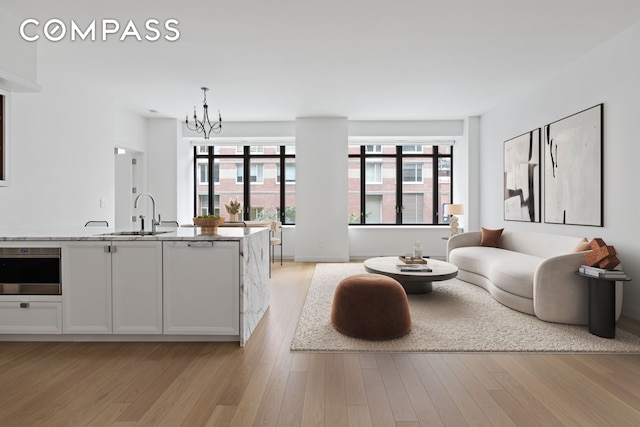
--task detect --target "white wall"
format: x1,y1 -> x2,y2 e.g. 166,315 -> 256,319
480,22 -> 640,320
0,69 -> 117,229
147,118 -> 180,223
295,117 -> 349,262
0,9 -> 38,90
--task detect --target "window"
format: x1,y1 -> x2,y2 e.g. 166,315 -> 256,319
402,145 -> 422,153
198,194 -> 209,216
348,144 -> 453,224
237,163 -> 264,183
365,144 -> 382,153
213,162 -> 220,183
365,161 -> 382,184
198,161 -> 208,184
276,162 -> 296,184
194,145 -> 296,224
402,162 -> 423,183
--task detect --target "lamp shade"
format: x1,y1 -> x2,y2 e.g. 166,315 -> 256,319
444,204 -> 464,215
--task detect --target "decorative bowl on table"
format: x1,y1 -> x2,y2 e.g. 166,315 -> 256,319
193,216 -> 225,233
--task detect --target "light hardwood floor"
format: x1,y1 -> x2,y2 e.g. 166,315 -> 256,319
1,261 -> 640,426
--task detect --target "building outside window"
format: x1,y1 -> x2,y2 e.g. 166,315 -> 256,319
348,143 -> 453,224
194,145 -> 296,224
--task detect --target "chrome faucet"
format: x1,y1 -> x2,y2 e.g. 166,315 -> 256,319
134,193 -> 159,233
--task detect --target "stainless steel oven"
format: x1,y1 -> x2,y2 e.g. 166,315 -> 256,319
0,248 -> 61,295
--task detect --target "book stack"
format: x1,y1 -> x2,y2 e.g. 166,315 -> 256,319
579,265 -> 627,279
396,264 -> 432,272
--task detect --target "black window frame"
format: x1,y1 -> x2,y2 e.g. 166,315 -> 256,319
348,144 -> 453,225
193,145 -> 296,224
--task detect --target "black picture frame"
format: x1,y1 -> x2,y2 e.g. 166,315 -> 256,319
503,128 -> 541,222
544,104 -> 603,227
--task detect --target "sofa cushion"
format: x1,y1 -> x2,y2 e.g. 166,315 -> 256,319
449,246 -> 542,299
480,227 -> 503,248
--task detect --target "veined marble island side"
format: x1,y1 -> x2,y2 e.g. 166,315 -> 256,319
0,227 -> 270,346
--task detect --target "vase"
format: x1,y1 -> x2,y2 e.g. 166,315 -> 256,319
229,213 -> 239,222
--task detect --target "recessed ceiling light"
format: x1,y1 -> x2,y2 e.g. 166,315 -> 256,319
148,109 -> 158,113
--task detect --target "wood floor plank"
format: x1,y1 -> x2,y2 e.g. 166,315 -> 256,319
114,343 -> 201,423
494,354 -> 598,426
392,354 -> 445,427
490,371 -> 565,427
300,353 -> 326,427
229,363 -> 275,426
443,354 -> 517,426
86,402 -> 130,427
325,354 -> 349,426
0,343 -> 131,426
204,405 -> 237,427
361,366 -> 397,427
347,405 -> 373,427
487,390 -> 542,427
177,343 -> 237,426
251,346 -> 294,426
425,354 -> 494,427
375,354 -> 418,423
561,355 -> 640,412
408,354 -> 470,427
133,344 -> 230,427
523,354 -> 640,427
454,353 -> 504,391
344,353 -> 368,406
277,371 -> 307,427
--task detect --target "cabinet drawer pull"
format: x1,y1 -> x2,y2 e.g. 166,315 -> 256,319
187,241 -> 213,248
20,302 -> 30,308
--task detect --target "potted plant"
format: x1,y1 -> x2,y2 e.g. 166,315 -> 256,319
224,197 -> 242,222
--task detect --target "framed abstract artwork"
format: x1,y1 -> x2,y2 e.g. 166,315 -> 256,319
504,128 -> 541,222
544,104 -> 603,226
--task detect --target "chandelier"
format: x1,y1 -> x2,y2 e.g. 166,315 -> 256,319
185,87 -> 222,139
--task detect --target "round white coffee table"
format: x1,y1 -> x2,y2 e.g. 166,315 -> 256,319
363,257 -> 458,294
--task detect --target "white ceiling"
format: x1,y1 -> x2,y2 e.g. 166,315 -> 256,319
3,0 -> 640,121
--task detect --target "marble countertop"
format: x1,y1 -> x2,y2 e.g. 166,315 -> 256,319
0,226 -> 269,241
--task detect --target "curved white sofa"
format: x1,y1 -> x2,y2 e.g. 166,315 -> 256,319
447,230 -> 622,325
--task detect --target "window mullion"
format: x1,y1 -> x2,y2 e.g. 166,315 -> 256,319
208,146 -> 214,215
396,146 -> 403,224
280,146 -> 286,224
243,146 -> 250,220
360,146 -> 366,224
432,147 -> 439,224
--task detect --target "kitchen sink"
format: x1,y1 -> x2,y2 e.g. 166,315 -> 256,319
99,231 -> 172,236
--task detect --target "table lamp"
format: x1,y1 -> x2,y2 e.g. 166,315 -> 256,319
444,204 -> 464,236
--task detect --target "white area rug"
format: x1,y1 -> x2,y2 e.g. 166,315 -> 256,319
290,263 -> 640,353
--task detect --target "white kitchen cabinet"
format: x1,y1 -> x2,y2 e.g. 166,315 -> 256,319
63,241 -> 162,334
163,240 -> 240,335
112,241 -> 163,334
63,242 -> 112,334
0,298 -> 62,334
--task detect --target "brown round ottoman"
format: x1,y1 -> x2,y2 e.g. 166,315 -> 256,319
331,273 -> 411,340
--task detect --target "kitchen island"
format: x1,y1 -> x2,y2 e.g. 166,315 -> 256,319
0,226 -> 270,346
